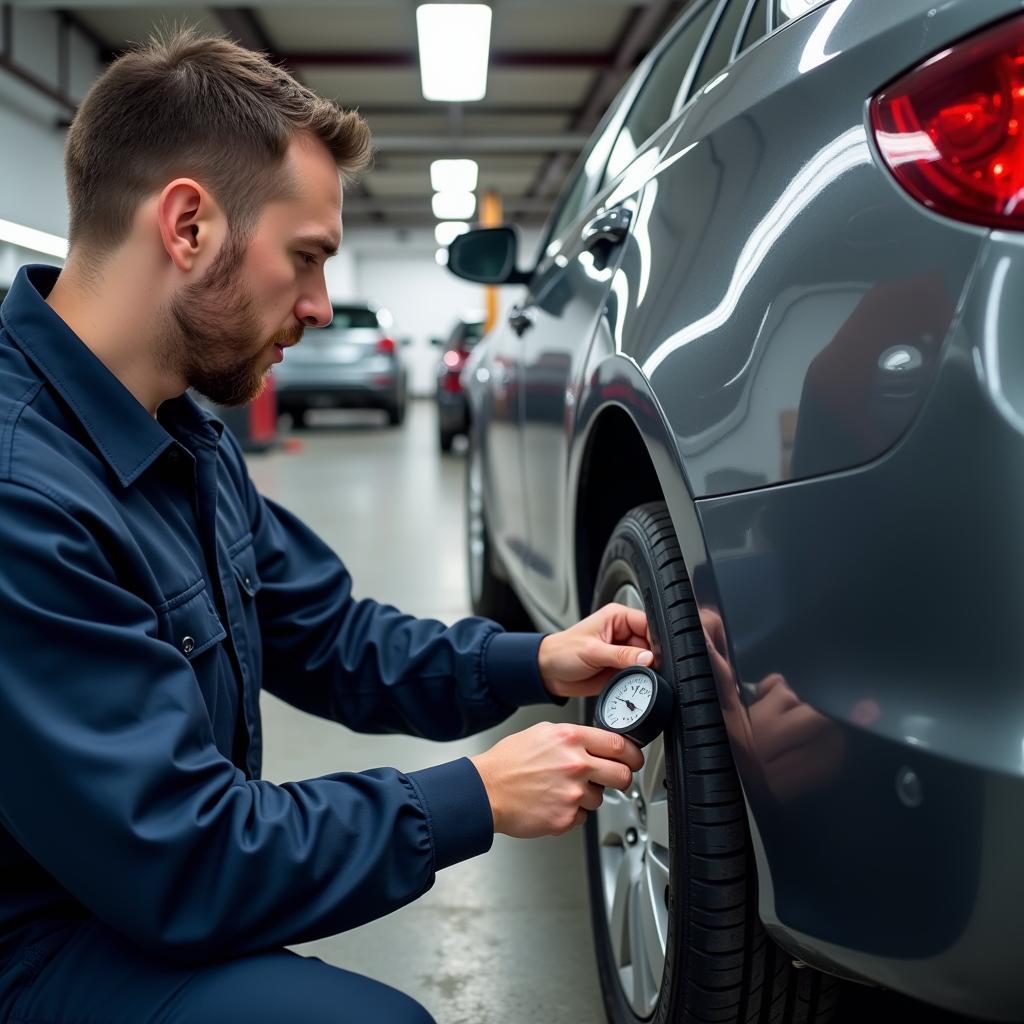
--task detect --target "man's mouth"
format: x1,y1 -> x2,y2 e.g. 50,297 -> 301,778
269,327 -> 304,362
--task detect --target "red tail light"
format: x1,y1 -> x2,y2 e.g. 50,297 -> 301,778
871,15 -> 1024,228
440,349 -> 467,394
376,337 -> 396,355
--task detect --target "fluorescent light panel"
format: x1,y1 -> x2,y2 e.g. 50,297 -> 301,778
417,4 -> 492,102
0,218 -> 68,258
431,159 -> 479,194
435,221 -> 471,246
432,192 -> 476,220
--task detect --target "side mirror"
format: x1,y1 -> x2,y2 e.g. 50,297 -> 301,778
447,227 -> 531,285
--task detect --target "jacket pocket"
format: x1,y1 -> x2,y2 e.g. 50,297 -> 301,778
227,537 -> 262,601
156,579 -> 227,660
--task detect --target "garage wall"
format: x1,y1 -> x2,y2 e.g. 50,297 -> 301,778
0,8 -> 102,266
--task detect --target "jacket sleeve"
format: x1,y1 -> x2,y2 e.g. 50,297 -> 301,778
223,435 -> 563,738
0,479 -> 496,962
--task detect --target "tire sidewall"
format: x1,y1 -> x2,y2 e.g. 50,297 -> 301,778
585,512 -> 690,1024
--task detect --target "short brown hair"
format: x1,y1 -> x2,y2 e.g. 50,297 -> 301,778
65,26 -> 372,258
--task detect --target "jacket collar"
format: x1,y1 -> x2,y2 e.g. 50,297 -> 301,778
0,264 -> 222,487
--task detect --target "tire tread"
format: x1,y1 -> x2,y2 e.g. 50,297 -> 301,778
587,501 -> 838,1024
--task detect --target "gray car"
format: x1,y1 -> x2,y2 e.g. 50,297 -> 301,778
273,302 -> 407,427
447,0 -> 1024,1021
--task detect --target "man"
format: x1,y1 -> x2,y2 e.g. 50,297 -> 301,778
0,29 -> 654,1024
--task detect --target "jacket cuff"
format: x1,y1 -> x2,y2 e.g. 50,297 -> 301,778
485,631 -> 567,708
406,757 -> 494,872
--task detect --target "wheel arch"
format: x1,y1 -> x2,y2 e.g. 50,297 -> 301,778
571,356 -> 708,619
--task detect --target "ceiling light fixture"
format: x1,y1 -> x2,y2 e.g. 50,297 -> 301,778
432,191 -> 477,220
434,221 -> 471,247
431,159 -> 479,193
417,4 -> 492,102
0,218 -> 68,258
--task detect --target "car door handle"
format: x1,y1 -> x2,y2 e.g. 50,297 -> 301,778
508,305 -> 536,336
581,206 -> 632,250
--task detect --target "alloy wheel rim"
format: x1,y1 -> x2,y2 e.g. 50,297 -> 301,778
597,581 -> 670,1018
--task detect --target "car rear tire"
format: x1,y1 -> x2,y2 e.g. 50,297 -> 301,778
386,398 -> 406,427
385,379 -> 408,427
464,427 -> 532,629
586,501 -> 839,1024
439,426 -> 456,453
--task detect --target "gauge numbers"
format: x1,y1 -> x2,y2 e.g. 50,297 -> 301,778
601,672 -> 653,729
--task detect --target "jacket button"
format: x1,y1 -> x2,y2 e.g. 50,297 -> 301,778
244,577 -> 252,589
182,635 -> 195,654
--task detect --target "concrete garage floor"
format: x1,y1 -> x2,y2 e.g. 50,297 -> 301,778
245,400 -> 974,1024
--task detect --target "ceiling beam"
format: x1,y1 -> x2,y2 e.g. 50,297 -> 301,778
373,134 -> 588,154
212,7 -> 274,53
283,50 -> 613,69
20,0 -> 656,8
343,196 -> 554,216
352,104 -> 577,117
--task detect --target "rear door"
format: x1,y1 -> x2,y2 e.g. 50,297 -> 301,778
471,73 -> 644,593
519,0 -> 724,619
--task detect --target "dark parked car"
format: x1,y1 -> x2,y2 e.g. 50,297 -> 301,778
447,0 -> 1024,1021
434,313 -> 485,452
272,302 -> 408,427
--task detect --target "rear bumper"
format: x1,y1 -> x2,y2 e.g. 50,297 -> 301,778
693,235 -> 1024,1020
274,378 -> 399,410
437,392 -> 468,433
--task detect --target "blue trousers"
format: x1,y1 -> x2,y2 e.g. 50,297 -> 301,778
0,920 -> 435,1023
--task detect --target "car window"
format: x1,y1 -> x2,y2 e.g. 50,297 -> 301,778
545,169 -> 593,251
736,0 -> 768,54
602,0 -> 717,186
456,321 -> 486,348
331,306 -> 379,329
775,0 -> 831,24
463,321 -> 485,343
535,80 -> 639,263
690,0 -> 748,95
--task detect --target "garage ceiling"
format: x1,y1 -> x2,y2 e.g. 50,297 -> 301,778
17,0 -> 692,226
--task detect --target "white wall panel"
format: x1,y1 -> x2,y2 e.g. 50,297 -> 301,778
0,10 -> 102,238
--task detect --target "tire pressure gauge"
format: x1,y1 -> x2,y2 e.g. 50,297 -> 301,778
594,665 -> 673,747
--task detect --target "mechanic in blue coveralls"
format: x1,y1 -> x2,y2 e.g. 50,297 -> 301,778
0,28 -> 655,1024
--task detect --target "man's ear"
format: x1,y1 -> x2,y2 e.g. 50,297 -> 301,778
156,178 -> 224,273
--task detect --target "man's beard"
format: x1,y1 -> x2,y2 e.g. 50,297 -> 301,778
161,235 -> 303,407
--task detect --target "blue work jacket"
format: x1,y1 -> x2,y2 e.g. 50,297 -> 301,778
0,265 -> 556,975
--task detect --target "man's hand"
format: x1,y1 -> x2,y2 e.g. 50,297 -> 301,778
470,722 -> 644,838
538,602 -> 655,701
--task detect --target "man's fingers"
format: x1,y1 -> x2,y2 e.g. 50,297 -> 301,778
590,639 -> 654,668
600,604 -> 650,645
578,725 -> 645,771
617,644 -> 654,667
579,781 -> 605,811
587,757 -> 636,791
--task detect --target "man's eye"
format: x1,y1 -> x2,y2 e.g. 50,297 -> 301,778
298,252 -> 318,267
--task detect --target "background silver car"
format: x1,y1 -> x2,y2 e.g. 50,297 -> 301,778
273,302 -> 408,427
447,0 -> 1024,1021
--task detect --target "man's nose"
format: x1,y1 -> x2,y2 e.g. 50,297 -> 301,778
295,287 -> 333,328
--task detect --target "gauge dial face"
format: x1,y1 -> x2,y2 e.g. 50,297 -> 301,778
601,671 -> 653,730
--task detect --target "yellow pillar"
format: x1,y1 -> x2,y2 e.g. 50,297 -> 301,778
480,189 -> 503,334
